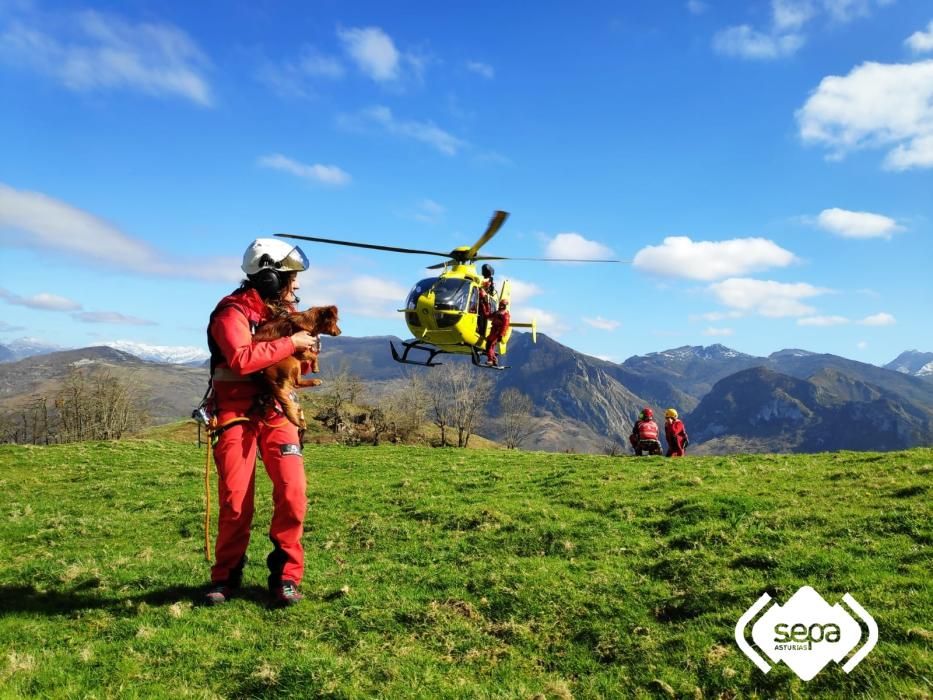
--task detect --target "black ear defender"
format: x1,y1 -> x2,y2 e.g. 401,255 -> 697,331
249,268 -> 283,299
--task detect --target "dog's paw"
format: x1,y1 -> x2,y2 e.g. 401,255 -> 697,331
309,378 -> 323,386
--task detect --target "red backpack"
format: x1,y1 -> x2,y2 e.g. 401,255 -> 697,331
637,420 -> 659,441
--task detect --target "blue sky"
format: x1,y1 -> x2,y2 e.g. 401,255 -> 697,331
1,0 -> 931,365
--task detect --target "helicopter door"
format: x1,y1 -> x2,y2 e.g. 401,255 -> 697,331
498,279 -> 511,305
467,285 -> 478,314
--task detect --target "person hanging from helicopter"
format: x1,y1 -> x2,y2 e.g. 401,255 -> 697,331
477,263 -> 498,339
485,298 -> 511,367
629,407 -> 662,456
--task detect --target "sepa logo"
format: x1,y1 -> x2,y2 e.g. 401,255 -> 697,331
735,586 -> 878,681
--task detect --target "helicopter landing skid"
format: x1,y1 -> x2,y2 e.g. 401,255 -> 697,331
390,340 -> 446,367
470,346 -> 508,370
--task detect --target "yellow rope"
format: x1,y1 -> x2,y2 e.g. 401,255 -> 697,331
204,432 -> 212,562
203,416 -> 249,563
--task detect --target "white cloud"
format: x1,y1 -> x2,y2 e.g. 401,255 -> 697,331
691,310 -> 745,321
412,198 -> 445,224
708,278 -> 829,317
584,316 -> 620,331
0,320 -> 26,332
466,60 -> 494,78
823,0 -> 871,23
258,153 -> 351,187
338,106 -> 465,156
797,315 -> 850,326
816,207 -> 902,239
505,279 -> 543,305
713,0 -> 892,61
0,287 -> 81,311
906,21 -> 933,54
773,0 -> 816,31
304,273 -> 408,319
73,311 -> 156,325
544,233 -> 614,261
521,306 -> 568,338
337,26 -> 399,82
687,0 -> 708,15
300,51 -> 345,78
856,340 -> 868,349
713,25 -> 805,59
0,9 -> 212,105
255,47 -> 344,99
633,236 -> 796,281
858,312 -> 896,326
0,183 -> 241,281
703,327 -> 735,336
797,59 -> 933,170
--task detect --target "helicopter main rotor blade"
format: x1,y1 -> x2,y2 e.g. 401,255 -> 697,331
463,210 -> 509,260
274,233 -> 452,258
424,255 -> 629,269
474,255 -> 630,263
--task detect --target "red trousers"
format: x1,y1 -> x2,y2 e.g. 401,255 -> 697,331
486,331 -> 505,364
211,414 -> 307,586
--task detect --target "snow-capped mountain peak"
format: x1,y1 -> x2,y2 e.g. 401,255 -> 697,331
103,340 -> 209,365
884,350 -> 933,377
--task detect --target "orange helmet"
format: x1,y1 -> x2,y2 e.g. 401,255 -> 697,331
642,407 -> 653,419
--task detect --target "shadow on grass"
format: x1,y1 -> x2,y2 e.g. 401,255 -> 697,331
0,583 -> 278,615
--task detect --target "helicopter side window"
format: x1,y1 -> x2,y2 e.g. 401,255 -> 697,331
467,286 -> 478,314
432,278 -> 470,311
407,277 -> 438,310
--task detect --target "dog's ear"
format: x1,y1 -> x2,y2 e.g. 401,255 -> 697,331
294,308 -> 319,332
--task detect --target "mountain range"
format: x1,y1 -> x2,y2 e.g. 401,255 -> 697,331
0,338 -> 208,365
1,336 -> 931,454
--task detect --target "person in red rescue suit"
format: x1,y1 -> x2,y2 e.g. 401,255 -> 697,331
476,263 -> 497,339
664,407 -> 689,457
203,238 -> 319,607
629,407 -> 662,456
485,298 -> 511,366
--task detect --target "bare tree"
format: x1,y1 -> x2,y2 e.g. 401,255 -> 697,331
375,372 -> 429,444
318,367 -> 363,433
54,367 -> 147,442
603,437 -> 628,457
426,362 -> 493,447
497,388 -> 538,449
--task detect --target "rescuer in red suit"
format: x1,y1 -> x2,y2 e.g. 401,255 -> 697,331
204,238 -> 318,607
664,408 -> 689,457
629,407 -> 662,456
477,263 -> 497,339
485,298 -> 511,366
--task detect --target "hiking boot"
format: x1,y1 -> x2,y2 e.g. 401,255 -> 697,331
204,555 -> 247,606
204,581 -> 237,606
271,580 -> 303,607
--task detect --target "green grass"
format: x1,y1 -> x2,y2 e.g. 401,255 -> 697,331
0,441 -> 930,699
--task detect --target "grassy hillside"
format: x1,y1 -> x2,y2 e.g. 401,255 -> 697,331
0,441 -> 929,698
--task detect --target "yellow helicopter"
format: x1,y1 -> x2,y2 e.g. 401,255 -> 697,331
276,211 -> 620,368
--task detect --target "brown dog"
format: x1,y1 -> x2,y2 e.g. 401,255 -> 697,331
252,305 -> 341,428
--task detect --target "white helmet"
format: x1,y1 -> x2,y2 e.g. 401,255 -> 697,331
241,238 -> 309,276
